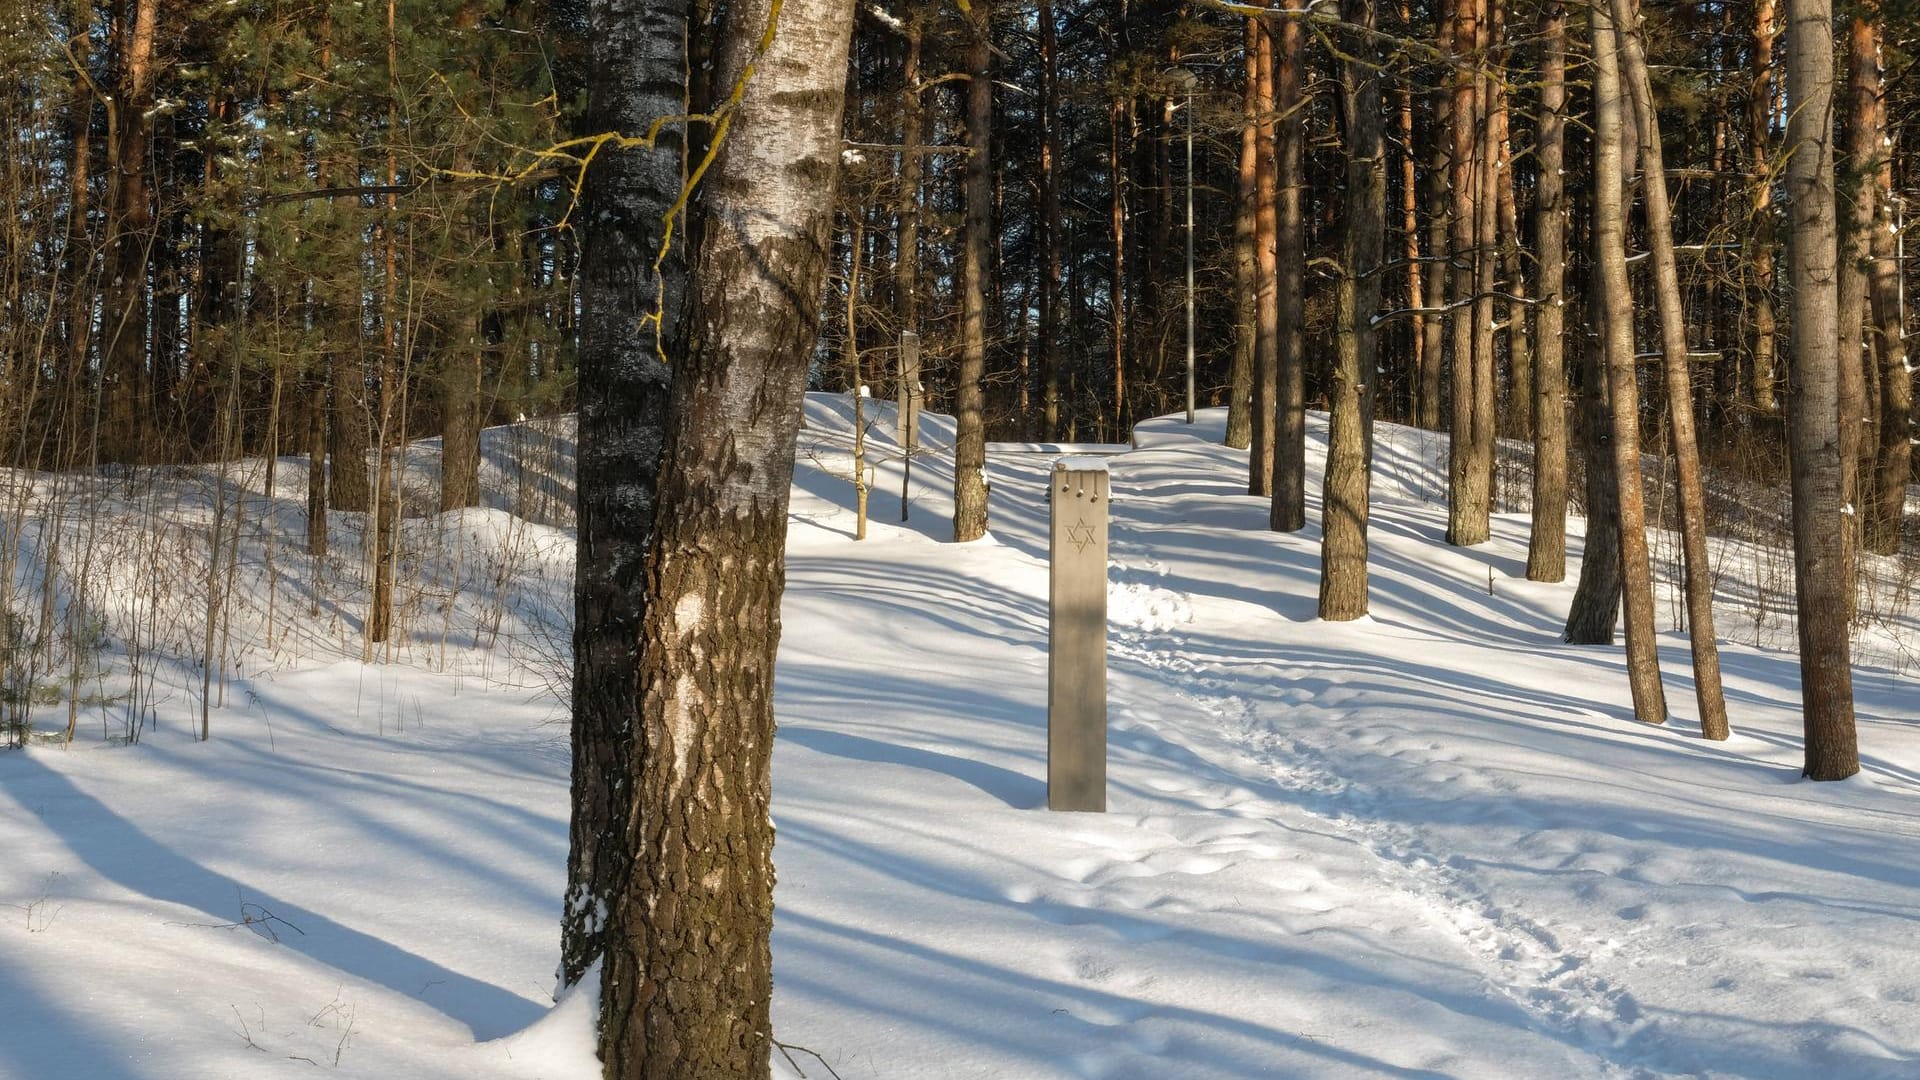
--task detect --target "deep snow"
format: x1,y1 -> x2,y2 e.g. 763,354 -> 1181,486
0,395 -> 1915,1079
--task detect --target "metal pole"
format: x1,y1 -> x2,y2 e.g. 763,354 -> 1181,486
1184,82 -> 1196,424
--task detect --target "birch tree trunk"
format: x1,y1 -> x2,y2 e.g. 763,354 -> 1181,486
596,0 -> 856,1071
1782,0 -> 1860,780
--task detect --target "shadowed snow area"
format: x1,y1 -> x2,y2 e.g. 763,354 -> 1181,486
1,394 -> 1916,1079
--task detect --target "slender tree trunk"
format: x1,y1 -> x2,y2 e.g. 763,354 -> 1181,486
1783,0 -> 1860,780
441,348 -> 484,510
1566,284 -> 1625,643
1227,18 -> 1259,452
1836,14 -> 1876,592
1446,0 -> 1490,545
1251,25 -> 1279,495
1420,30 -> 1451,433
953,7 -> 992,542
1867,35 -> 1908,556
895,17 -> 921,342
1592,0 -> 1667,724
1271,0 -> 1308,532
1491,0 -> 1531,442
307,377 -> 329,558
1038,0 -> 1063,439
1321,0 -> 1385,619
560,0 -> 685,991
1527,2 -> 1569,582
1610,0 -> 1729,738
1398,27 -> 1426,428
1750,0 -> 1781,414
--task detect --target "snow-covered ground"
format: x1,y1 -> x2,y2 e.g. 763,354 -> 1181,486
1,396 -> 1915,1079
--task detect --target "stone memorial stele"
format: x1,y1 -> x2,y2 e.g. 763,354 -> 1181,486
1048,457 -> 1109,812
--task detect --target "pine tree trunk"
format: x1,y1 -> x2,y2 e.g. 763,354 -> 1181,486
1420,35 -> 1450,433
953,7 -> 992,542
1565,292 -> 1625,644
1111,95 -> 1130,441
1038,0 -> 1063,440
1446,0 -> 1490,545
1749,0 -> 1781,414
1250,25 -> 1278,495
101,0 -> 161,464
1271,0 -> 1308,533
1527,1 -> 1570,583
595,0 -> 855,1070
1592,0 -> 1667,724
1610,0 -> 1728,738
1783,0 -> 1860,780
561,0 -> 685,991
1491,0 -> 1531,442
1320,0 -> 1385,620
1226,18 -> 1259,452
307,377 -> 328,558
440,348 -> 484,511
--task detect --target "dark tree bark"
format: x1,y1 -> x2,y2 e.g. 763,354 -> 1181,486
440,348 -> 484,511
1226,17 -> 1259,452
1526,1 -> 1569,583
953,5 -> 991,542
100,0 -> 161,464
561,0 -> 684,992
1038,0 -> 1063,439
1592,0 -> 1667,724
307,378 -> 329,558
1271,0 -> 1308,533
1320,0 -> 1385,620
1783,0 -> 1860,780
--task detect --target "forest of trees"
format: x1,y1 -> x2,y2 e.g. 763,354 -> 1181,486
3,0 -> 1916,1072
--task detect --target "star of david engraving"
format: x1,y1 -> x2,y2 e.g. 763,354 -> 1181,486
1065,517 -> 1096,554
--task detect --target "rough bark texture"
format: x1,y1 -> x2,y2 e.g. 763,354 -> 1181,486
1782,0 -> 1861,780
1592,1 -> 1667,724
952,7 -> 992,542
1270,0 -> 1307,533
328,350 -> 372,512
1526,2 -> 1569,583
101,0 -> 160,464
596,0 -> 855,1071
561,0 -> 684,992
1866,30 -> 1908,556
1320,0 -> 1384,621
1836,14 -> 1876,594
1610,0 -> 1728,739
440,348 -> 485,511
1226,18 -> 1258,453
306,379 -> 329,558
1445,0 -> 1490,546
1565,298 -> 1624,644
